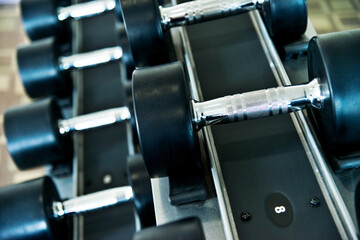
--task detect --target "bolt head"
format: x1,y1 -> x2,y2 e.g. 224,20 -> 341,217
310,197 -> 320,207
240,211 -> 251,221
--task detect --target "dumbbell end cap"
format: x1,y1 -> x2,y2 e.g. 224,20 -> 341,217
308,29 -> 360,155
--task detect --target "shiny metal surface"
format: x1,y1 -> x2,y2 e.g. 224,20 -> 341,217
250,10 -> 358,240
59,46 -> 123,71
58,106 -> 131,134
57,0 -> 116,21
160,0 -> 263,29
192,79 -> 323,129
53,186 -> 134,218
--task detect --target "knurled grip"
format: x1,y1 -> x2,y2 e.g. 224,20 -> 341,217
160,0 -> 260,28
224,87 -> 291,121
192,79 -> 323,129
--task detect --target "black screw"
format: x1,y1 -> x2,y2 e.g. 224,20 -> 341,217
240,211 -> 251,221
310,197 -> 320,207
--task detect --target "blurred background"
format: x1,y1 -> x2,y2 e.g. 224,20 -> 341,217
0,0 -> 359,187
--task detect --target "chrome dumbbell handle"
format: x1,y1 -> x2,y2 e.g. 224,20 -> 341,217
58,46 -> 123,71
58,106 -> 131,134
57,0 -> 116,21
52,186 -> 133,218
160,0 -> 263,29
192,79 -> 323,129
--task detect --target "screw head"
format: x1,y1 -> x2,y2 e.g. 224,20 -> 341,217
310,197 -> 320,207
103,174 -> 113,185
240,211 -> 251,221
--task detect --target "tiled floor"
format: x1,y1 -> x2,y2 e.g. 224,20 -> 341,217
308,0 -> 360,33
0,0 -> 359,187
0,4 -> 44,187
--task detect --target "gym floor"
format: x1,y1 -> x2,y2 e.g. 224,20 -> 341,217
0,0 -> 359,187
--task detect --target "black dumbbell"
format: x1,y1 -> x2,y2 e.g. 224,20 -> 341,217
21,0 -> 122,41
131,29 -> 360,178
120,0 -> 308,67
17,33 -> 134,99
4,97 -> 131,169
0,154 -> 155,240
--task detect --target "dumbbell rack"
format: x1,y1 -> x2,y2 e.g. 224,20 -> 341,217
59,1 -> 360,240
71,1 -> 136,239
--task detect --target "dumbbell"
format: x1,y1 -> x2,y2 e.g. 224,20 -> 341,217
21,0 -> 122,41
131,29 -> 360,177
17,33 -> 134,99
4,97 -> 131,169
120,0 -> 308,67
0,154 -> 155,240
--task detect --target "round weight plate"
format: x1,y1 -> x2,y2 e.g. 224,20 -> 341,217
114,0 -> 123,22
117,23 -> 136,79
120,0 -> 171,67
127,154 -> 155,228
122,80 -> 140,147
132,62 -> 200,178
17,38 -> 71,99
308,29 -> 360,154
4,98 -> 73,169
262,0 -> 307,43
0,177 -> 67,240
20,0 -> 69,41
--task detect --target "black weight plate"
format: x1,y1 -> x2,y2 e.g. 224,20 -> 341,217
117,23 -> 136,79
262,0 -> 307,43
122,79 -> 140,147
308,29 -> 360,155
114,0 -> 123,22
4,98 -> 73,169
20,0 -> 69,41
127,154 -> 155,228
120,0 -> 171,67
0,177 -> 67,240
132,61 -> 200,177
17,38 -> 71,98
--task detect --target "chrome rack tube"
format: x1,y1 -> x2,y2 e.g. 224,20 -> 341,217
57,0 -> 116,21
160,0 -> 263,29
58,106 -> 131,134
192,79 -> 323,130
53,186 -> 134,218
59,46 -> 123,71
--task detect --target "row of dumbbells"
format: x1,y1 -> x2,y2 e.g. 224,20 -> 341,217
10,0 -> 309,171
4,30 -> 360,239
6,0 -> 271,238
3,0 -> 360,239
17,0 -> 308,99
1,0 -> 219,239
0,1 -> 217,239
7,27 -> 360,175
6,0 -> 310,188
4,28 -> 360,237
